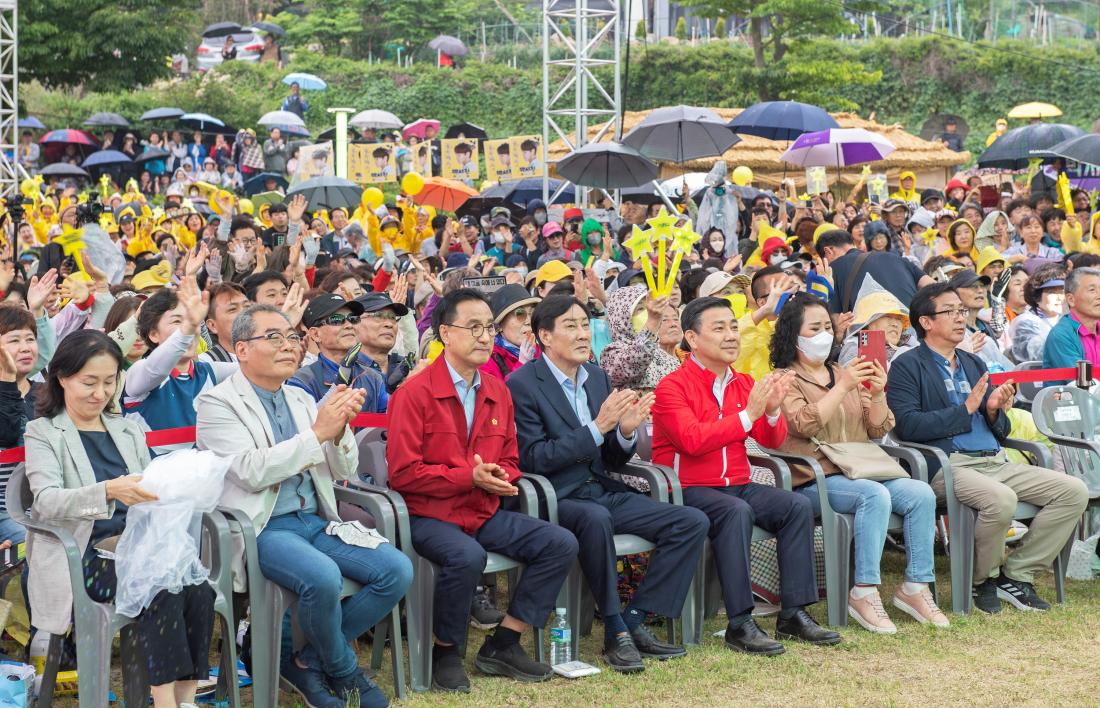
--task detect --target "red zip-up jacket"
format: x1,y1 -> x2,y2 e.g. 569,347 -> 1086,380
651,358 -> 787,487
386,355 -> 521,533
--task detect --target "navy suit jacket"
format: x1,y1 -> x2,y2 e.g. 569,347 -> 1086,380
507,357 -> 635,498
886,343 -> 1010,457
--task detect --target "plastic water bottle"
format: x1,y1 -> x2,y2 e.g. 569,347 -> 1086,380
549,607 -> 572,666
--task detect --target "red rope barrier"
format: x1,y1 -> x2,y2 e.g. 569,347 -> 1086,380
989,368 -> 1077,385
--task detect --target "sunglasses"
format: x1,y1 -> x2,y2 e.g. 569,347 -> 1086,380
319,313 -> 360,327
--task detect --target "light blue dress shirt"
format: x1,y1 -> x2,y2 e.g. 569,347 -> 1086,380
444,357 -> 481,439
542,356 -> 635,449
250,381 -> 318,516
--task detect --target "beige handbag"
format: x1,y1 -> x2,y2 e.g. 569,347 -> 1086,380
811,437 -> 908,481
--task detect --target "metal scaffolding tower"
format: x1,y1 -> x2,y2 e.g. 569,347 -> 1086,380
0,0 -> 17,198
542,0 -> 622,205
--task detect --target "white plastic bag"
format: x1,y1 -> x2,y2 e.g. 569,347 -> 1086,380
113,450 -> 230,618
1067,532 -> 1100,581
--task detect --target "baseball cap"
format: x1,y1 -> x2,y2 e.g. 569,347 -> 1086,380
563,207 -> 584,222
356,292 -> 410,317
1037,278 -> 1065,291
882,198 -> 910,214
533,260 -> 572,286
302,294 -> 365,328
542,221 -> 564,239
907,208 -> 935,230
949,269 -> 991,289
920,188 -> 945,206
459,215 -> 479,228
699,271 -> 736,298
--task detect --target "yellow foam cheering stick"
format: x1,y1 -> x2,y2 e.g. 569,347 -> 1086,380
622,224 -> 658,294
1056,173 -> 1074,216
54,224 -> 89,278
666,219 -> 701,296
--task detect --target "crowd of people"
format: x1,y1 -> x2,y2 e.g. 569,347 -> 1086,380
0,149 -> 1097,706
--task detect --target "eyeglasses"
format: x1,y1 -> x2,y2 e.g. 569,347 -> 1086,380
510,308 -> 531,322
320,313 -> 361,327
444,322 -> 499,339
365,311 -> 399,322
930,308 -> 969,319
242,332 -> 303,347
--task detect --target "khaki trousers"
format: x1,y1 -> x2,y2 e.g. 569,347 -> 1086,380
930,451 -> 1088,584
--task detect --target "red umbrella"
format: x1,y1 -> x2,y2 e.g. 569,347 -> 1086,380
414,177 -> 478,212
39,129 -> 101,163
402,119 -> 441,142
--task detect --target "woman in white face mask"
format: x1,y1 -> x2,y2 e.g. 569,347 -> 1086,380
770,292 -> 946,634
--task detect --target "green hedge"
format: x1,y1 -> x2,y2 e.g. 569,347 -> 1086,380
24,36 -> 1100,161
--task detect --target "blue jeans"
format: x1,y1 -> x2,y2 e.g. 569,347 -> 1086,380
0,515 -> 26,545
257,511 -> 413,678
797,476 -> 936,586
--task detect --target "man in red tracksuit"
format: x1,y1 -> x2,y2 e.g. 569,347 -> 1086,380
652,296 -> 841,656
387,289 -> 578,693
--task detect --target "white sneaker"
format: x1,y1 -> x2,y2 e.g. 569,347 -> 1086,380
847,589 -> 897,634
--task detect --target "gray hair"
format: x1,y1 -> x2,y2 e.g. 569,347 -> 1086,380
1065,267 -> 1100,295
231,304 -> 290,346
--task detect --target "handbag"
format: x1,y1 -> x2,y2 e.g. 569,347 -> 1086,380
811,437 -> 908,481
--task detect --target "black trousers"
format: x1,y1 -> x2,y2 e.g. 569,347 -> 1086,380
557,480 -> 709,619
409,509 -> 578,647
83,552 -> 216,686
682,483 -> 818,618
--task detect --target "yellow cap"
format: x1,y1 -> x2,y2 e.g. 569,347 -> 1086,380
852,290 -> 910,331
131,260 -> 172,291
533,260 -> 573,286
976,245 -> 1007,276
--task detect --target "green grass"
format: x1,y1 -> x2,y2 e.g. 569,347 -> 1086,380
57,548 -> 1100,706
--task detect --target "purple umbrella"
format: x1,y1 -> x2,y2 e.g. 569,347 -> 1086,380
780,128 -> 895,167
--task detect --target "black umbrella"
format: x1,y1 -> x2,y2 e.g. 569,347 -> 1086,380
40,163 -> 90,179
84,112 -> 130,128
556,142 -> 659,189
978,123 -> 1085,170
244,172 -> 289,196
727,101 -> 838,141
920,113 -> 969,142
286,176 -> 362,211
1043,134 -> 1100,169
251,21 -> 284,36
428,34 -> 468,57
140,107 -> 185,122
619,184 -> 666,206
455,184 -> 523,220
622,105 -> 740,163
203,21 -> 241,37
135,148 -> 171,165
444,122 -> 487,141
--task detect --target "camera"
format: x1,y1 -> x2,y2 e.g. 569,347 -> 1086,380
75,201 -> 104,227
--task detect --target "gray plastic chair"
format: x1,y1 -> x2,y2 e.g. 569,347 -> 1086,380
1013,361 -> 1044,409
6,463 -> 240,707
522,462 -> 692,657
760,444 -> 937,627
896,438 -> 1071,614
219,480 -> 408,704
1031,385 -> 1100,509
356,432 -> 544,693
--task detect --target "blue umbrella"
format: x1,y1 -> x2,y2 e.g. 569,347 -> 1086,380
81,150 -> 132,168
18,116 -> 45,130
502,178 -> 575,207
283,72 -> 327,91
180,113 -> 225,130
244,172 -> 289,196
727,101 -> 839,141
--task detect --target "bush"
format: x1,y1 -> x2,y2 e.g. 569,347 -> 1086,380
675,17 -> 688,41
635,18 -> 647,41
714,18 -> 727,39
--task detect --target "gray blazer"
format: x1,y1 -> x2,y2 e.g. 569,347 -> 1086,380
195,370 -> 357,591
24,411 -> 149,634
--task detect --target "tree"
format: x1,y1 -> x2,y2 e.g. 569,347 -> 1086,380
714,17 -> 727,38
677,0 -> 884,98
21,0 -> 201,91
636,18 -> 647,40
675,16 -> 688,41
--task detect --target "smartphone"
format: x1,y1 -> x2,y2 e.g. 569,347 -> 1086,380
869,193 -> 881,206
979,186 -> 999,208
858,329 -> 887,371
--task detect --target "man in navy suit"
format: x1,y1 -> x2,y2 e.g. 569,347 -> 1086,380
888,282 -> 1087,614
507,295 -> 709,673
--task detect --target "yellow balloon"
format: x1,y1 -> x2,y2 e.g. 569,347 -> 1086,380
239,198 -> 254,215
401,172 -> 425,196
364,187 -> 384,210
732,166 -> 753,187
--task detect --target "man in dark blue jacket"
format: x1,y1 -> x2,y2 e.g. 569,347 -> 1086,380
507,295 -> 708,673
887,282 -> 1087,614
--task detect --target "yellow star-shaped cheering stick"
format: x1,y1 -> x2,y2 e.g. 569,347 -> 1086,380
645,207 -> 678,296
54,224 -> 89,279
623,224 -> 658,294
665,220 -> 701,295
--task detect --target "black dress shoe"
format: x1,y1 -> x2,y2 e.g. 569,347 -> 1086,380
775,609 -> 842,646
629,624 -> 688,660
723,619 -> 785,656
602,633 -> 645,673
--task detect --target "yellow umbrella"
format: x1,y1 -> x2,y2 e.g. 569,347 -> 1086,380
1008,102 -> 1062,120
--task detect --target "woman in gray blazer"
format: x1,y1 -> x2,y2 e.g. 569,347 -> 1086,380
24,330 -> 215,708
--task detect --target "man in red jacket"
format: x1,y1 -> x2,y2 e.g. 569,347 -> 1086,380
652,296 -> 840,656
387,289 -> 579,693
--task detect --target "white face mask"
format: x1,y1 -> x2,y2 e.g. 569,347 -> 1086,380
709,238 -> 724,252
797,330 -> 833,363
769,252 -> 787,266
